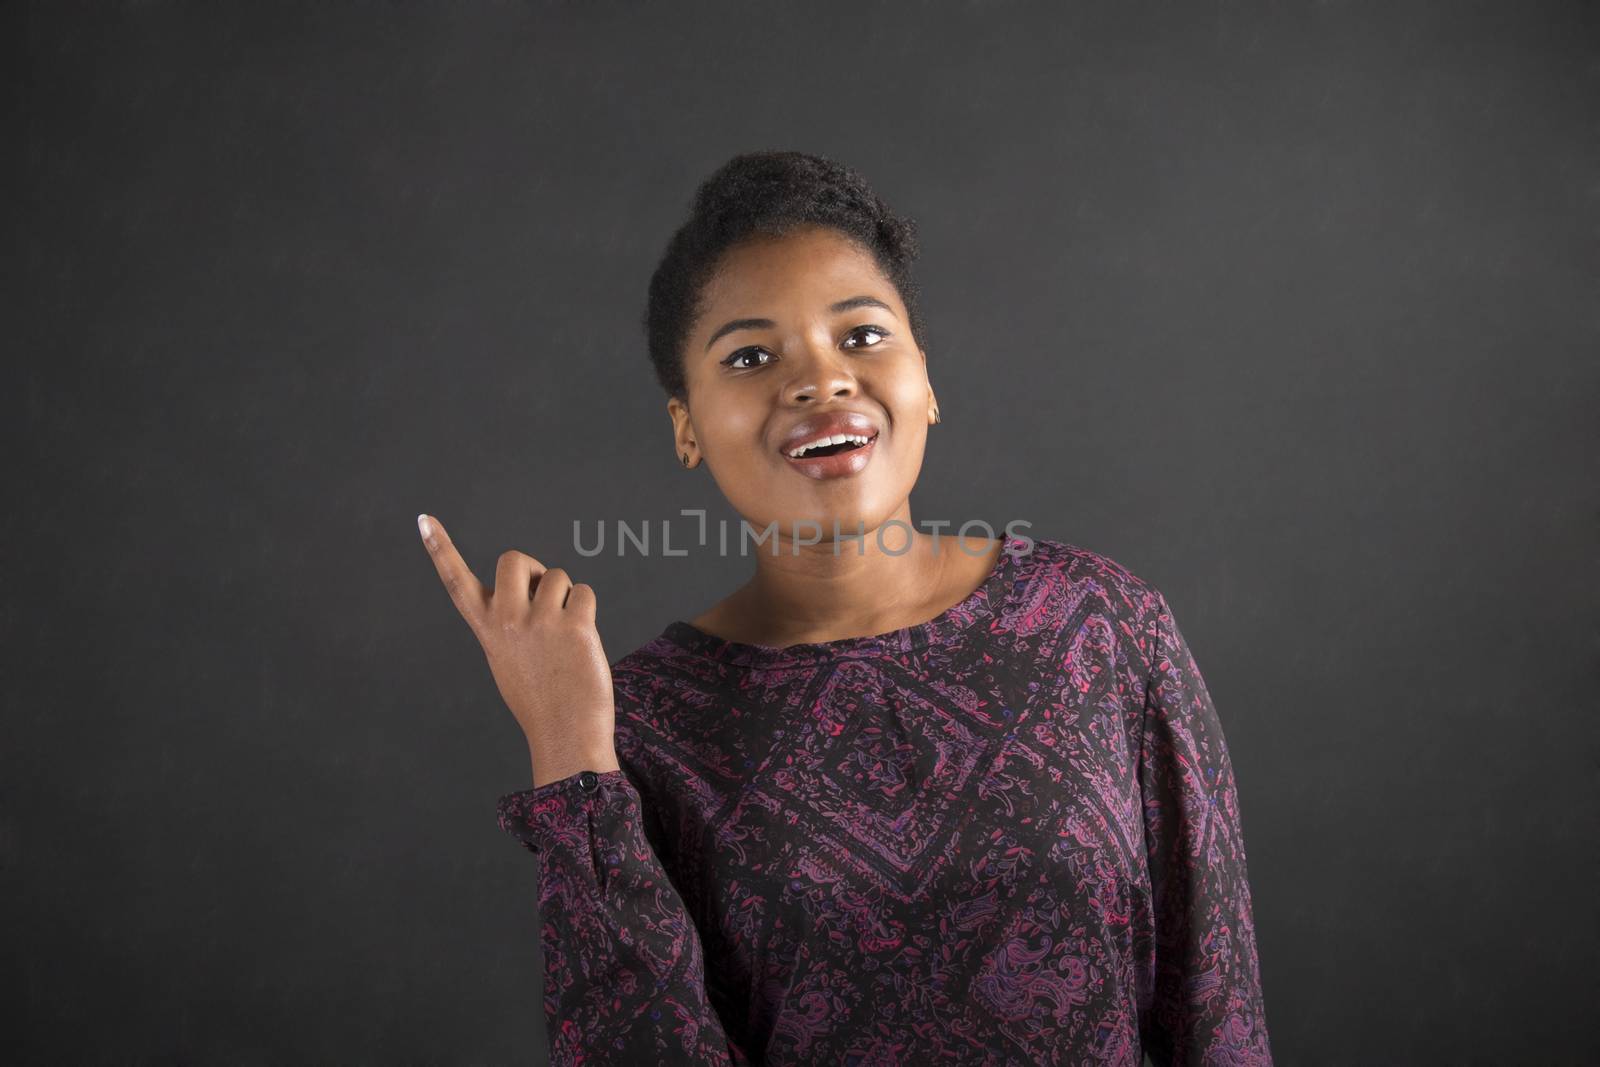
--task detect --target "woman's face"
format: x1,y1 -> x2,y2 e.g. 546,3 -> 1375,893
668,224 -> 938,545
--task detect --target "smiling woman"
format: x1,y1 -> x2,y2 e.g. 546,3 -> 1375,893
655,197 -> 942,586
484,151 -> 1274,1065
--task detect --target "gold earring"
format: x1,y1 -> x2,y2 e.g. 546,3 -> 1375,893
680,452 -> 691,468
931,406 -> 942,425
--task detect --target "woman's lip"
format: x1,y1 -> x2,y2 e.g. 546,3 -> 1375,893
781,431 -> 879,481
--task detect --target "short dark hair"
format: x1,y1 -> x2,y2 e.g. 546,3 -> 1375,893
643,150 -> 927,403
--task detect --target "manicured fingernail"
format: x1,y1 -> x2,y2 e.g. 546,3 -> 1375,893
417,514 -> 434,541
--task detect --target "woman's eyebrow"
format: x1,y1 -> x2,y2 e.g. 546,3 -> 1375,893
703,295 -> 895,352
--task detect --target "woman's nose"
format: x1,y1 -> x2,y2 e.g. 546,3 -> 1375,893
783,340 -> 859,402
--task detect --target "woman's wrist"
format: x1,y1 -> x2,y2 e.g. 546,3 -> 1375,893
529,740 -> 621,789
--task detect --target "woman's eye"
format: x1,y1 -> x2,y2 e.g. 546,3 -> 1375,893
844,325 -> 890,348
722,347 -> 773,369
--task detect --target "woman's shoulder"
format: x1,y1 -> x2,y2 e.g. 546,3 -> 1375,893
995,535 -> 1171,690
604,627 -> 745,740
1008,534 -> 1164,616
606,634 -> 704,710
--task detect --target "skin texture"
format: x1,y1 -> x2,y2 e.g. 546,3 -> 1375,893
667,223 -> 1002,649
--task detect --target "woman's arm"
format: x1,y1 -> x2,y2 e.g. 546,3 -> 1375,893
497,746 -> 754,1065
417,515 -> 746,1060
1137,589 -> 1274,1065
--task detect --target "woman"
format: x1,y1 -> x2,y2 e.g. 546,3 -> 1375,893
418,151 -> 1272,1065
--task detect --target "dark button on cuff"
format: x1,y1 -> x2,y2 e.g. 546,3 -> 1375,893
577,770 -> 600,793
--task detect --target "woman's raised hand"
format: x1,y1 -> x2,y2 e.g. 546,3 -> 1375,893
417,514 -> 620,788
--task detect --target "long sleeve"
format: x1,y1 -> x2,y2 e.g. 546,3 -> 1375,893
495,754 -> 754,1065
1137,590 -> 1273,1065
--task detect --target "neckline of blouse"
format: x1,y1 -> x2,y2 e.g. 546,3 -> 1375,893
657,533 -> 1030,667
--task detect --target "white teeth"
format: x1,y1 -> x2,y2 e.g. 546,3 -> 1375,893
787,432 -> 872,458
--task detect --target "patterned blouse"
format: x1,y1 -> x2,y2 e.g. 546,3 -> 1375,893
496,536 -> 1273,1065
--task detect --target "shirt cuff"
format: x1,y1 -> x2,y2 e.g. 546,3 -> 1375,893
495,767 -> 632,854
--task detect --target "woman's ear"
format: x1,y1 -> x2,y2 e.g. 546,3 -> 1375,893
667,395 -> 698,467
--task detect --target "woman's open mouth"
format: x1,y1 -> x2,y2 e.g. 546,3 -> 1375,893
781,429 -> 879,480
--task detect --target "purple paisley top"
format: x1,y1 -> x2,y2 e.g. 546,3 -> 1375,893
496,537 -> 1272,1065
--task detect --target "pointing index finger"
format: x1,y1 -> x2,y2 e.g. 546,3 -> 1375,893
418,513 -> 487,627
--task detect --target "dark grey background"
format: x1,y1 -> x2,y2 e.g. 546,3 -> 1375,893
15,1 -> 1597,1063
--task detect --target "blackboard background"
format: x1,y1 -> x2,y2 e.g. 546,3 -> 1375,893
15,1 -> 1597,1063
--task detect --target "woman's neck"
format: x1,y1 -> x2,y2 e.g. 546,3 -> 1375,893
689,528 -> 1003,647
